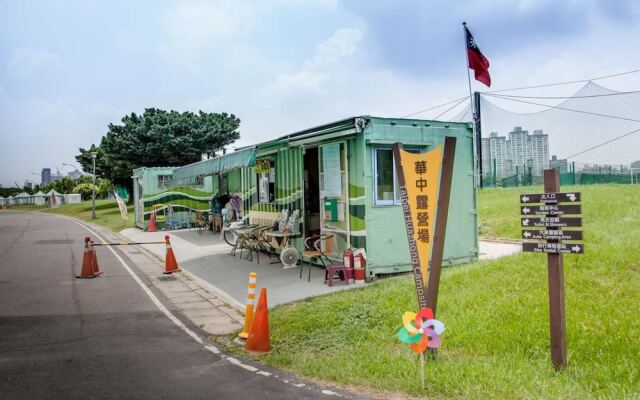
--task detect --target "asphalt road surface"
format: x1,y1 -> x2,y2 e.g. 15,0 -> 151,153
0,212 -> 363,400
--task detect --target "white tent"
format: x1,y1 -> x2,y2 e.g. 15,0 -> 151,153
7,195 -> 14,205
0,196 -> 5,206
14,192 -> 32,205
33,191 -> 47,206
64,193 -> 82,204
45,190 -> 63,208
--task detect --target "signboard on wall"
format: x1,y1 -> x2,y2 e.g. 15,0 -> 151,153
322,143 -> 342,197
255,159 -> 271,174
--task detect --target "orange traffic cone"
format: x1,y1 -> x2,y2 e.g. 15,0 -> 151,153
147,211 -> 157,232
90,240 -> 102,275
163,235 -> 180,274
76,237 -> 99,279
238,272 -> 257,340
245,288 -> 270,353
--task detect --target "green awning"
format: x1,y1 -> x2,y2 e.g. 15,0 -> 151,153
170,147 -> 256,186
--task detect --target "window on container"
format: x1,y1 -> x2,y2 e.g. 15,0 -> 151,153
373,148 -> 421,206
219,173 -> 229,194
158,175 -> 172,189
194,175 -> 204,186
256,159 -> 275,203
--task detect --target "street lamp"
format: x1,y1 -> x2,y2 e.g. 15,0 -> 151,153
91,152 -> 97,219
62,163 -> 81,178
30,173 -> 40,186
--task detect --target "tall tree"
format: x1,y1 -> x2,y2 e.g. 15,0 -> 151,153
77,109 -> 240,200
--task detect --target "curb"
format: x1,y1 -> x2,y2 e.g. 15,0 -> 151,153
116,229 -> 245,315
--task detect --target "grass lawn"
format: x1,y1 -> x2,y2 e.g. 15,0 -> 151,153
243,184 -> 639,399
8,200 -> 134,232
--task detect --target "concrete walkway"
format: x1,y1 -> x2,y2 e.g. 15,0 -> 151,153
120,228 -> 361,310
88,224 -> 244,336
120,228 -> 522,311
478,239 -> 521,260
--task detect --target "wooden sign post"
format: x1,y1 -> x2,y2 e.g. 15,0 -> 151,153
544,169 -> 568,369
520,169 -> 584,369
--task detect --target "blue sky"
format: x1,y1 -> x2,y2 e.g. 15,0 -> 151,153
2,0 -> 640,186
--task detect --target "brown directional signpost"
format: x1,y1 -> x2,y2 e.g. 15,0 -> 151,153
520,169 -> 584,369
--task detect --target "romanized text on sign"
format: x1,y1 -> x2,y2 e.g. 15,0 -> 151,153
520,192 -> 581,204
520,204 -> 581,216
521,229 -> 583,241
522,242 -> 584,254
521,217 -> 582,228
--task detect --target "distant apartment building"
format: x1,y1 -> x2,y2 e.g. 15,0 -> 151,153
41,168 -> 51,185
481,126 -> 550,178
67,170 -> 83,179
550,155 -> 568,173
529,130 -> 550,176
481,132 -> 509,178
41,168 -> 63,185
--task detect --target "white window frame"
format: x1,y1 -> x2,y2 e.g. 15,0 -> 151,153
157,175 -> 172,189
372,147 -> 422,206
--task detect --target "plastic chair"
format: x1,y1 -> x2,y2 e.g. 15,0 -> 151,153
300,234 -> 334,282
325,264 -> 350,287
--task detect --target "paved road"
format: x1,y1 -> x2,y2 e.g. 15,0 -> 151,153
0,212 -> 361,400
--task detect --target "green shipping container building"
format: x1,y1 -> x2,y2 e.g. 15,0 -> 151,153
133,116 -> 479,278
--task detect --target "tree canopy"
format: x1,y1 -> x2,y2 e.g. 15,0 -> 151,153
76,108 -> 240,195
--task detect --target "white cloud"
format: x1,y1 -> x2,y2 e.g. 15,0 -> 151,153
312,28 -> 362,66
5,48 -> 63,79
156,0 -> 257,72
258,28 -> 363,98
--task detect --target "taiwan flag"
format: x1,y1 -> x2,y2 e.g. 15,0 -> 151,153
464,25 -> 491,87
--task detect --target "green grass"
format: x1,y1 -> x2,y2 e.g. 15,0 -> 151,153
242,184 -> 640,399
8,200 -> 135,232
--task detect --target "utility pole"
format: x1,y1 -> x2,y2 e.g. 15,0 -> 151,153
91,152 -> 97,219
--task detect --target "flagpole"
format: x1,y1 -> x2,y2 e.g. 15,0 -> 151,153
462,21 -> 479,188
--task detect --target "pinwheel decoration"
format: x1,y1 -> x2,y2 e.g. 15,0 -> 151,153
397,307 -> 445,352
396,307 -> 445,388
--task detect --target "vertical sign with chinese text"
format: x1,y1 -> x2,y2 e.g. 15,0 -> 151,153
393,145 -> 442,307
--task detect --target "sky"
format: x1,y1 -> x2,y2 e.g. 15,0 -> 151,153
2,0 -> 640,187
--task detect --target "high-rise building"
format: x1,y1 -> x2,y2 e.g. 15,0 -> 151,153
481,126 -> 550,178
550,155 -> 568,173
481,132 -> 508,179
507,126 -> 530,175
41,168 -> 51,185
67,170 -> 83,179
529,130 -> 549,176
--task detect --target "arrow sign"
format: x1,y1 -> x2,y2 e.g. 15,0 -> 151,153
519,192 -> 582,204
521,230 -> 583,241
522,242 -> 584,254
520,217 -> 582,228
520,204 -> 581,216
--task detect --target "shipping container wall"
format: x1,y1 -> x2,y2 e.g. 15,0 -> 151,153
363,118 -> 478,276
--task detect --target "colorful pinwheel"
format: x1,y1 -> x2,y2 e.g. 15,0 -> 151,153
397,307 -> 445,353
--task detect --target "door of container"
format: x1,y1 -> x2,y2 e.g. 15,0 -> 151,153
133,176 -> 144,228
319,141 -> 350,259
